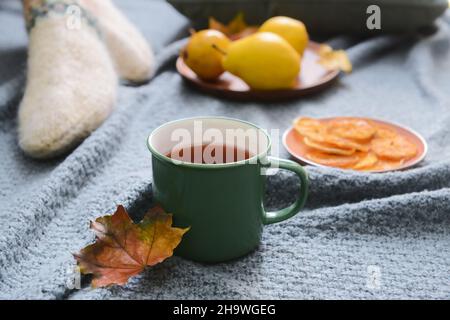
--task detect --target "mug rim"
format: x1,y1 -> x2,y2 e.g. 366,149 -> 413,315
147,116 -> 272,169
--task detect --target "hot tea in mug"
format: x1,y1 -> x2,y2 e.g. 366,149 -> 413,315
147,117 -> 309,262
166,144 -> 253,164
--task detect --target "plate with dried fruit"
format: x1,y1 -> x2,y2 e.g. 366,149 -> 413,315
283,117 -> 427,173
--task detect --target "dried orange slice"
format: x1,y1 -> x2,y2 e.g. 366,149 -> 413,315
294,117 -> 323,135
371,136 -> 417,160
304,137 -> 355,155
295,118 -> 369,152
353,152 -> 378,170
328,119 -> 376,141
324,135 -> 369,152
294,117 -> 321,127
306,152 -> 359,168
362,158 -> 405,171
375,128 -> 397,139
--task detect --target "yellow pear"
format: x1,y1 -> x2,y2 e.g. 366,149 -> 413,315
259,16 -> 309,55
222,32 -> 300,90
182,29 -> 230,81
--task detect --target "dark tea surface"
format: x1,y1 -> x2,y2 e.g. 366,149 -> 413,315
166,144 -> 253,164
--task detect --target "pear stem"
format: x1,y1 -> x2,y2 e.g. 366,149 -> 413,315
211,44 -> 227,56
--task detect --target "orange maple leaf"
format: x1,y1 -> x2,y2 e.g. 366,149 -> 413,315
209,12 -> 258,40
317,44 -> 353,73
74,205 -> 189,288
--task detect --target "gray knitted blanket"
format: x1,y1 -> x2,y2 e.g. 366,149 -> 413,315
0,0 -> 449,299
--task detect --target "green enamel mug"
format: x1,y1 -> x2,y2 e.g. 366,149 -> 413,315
147,117 -> 308,263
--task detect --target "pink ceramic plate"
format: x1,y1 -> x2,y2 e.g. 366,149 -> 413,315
283,117 -> 428,173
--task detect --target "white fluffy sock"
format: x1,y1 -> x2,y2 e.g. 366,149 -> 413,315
19,0 -> 117,158
80,0 -> 156,83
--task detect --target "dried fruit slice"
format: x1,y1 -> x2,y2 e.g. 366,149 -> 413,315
326,135 -> 369,152
294,117 -> 323,135
328,119 -> 375,141
306,152 -> 359,168
294,117 -> 321,126
363,158 -> 405,171
371,136 -> 417,160
304,137 -> 355,155
375,128 -> 397,139
353,152 -> 378,170
295,118 -> 369,152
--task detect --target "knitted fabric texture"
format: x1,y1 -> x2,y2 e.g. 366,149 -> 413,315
0,0 -> 449,299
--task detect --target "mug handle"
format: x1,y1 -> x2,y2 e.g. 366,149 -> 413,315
262,156 -> 309,225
